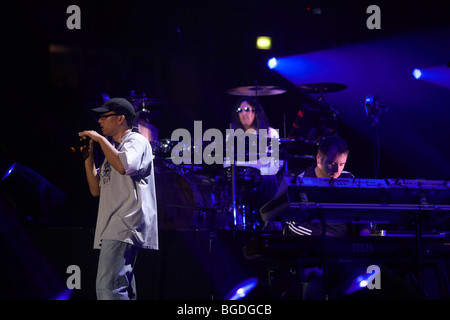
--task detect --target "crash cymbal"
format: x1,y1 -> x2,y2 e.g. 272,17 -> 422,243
226,85 -> 287,96
297,82 -> 347,94
129,91 -> 167,110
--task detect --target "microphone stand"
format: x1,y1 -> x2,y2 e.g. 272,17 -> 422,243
365,95 -> 388,236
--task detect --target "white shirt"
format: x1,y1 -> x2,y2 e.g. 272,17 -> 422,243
223,127 -> 283,175
94,132 -> 159,250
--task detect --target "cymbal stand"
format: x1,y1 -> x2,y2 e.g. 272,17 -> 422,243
230,122 -> 238,229
315,93 -> 341,135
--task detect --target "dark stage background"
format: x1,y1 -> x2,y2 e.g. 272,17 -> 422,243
1,0 -> 450,300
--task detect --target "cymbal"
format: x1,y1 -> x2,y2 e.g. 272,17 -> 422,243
129,90 -> 167,110
297,82 -> 347,94
131,97 -> 167,109
226,85 -> 287,96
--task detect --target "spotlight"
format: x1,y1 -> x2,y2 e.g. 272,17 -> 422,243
267,57 -> 278,69
100,92 -> 110,102
345,272 -> 373,295
51,288 -> 75,300
357,276 -> 369,288
2,162 -> 16,181
256,36 -> 272,50
412,68 -> 422,79
224,277 -> 258,300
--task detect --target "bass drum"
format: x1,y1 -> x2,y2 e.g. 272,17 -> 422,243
155,169 -> 215,230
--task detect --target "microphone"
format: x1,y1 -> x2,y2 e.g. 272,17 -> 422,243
70,137 -> 91,153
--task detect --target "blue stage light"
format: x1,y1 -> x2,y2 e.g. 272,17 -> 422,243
51,288 -> 74,300
2,162 -> 16,181
100,92 -> 110,102
357,275 -> 368,288
412,68 -> 422,79
224,277 -> 258,300
267,57 -> 278,69
346,273 -> 371,295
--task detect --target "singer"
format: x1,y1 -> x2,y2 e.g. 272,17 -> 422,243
78,97 -> 158,300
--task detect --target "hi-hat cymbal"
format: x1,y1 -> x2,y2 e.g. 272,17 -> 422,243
226,85 -> 287,96
297,82 -> 347,94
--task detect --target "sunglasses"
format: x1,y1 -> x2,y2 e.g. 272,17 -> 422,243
99,113 -> 121,120
236,106 -> 255,113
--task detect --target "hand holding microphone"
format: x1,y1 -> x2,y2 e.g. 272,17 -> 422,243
71,136 -> 92,160
77,130 -> 104,160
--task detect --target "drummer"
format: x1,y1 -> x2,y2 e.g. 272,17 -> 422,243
225,97 -> 281,174
222,97 -> 282,229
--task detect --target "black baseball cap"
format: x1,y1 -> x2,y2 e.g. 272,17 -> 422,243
92,98 -> 136,124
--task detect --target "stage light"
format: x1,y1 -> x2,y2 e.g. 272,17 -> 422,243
357,276 -> 368,288
2,162 -> 16,181
1,162 -> 66,223
412,68 -> 422,79
345,273 -> 371,295
51,288 -> 74,300
224,277 -> 258,300
100,92 -> 110,102
256,36 -> 272,50
411,65 -> 450,89
267,57 -> 278,69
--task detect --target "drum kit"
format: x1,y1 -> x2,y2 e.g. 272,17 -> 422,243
128,82 -> 348,231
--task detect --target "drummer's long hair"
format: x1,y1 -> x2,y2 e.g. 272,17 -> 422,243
230,97 -> 270,131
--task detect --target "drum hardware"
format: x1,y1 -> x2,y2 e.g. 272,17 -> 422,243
215,165 -> 267,230
226,83 -> 287,97
229,122 -> 239,229
129,90 -> 167,109
155,170 -> 216,230
290,82 -> 347,143
129,90 -> 166,123
165,203 -> 229,230
297,82 -> 347,95
277,138 -> 317,176
299,84 -> 344,119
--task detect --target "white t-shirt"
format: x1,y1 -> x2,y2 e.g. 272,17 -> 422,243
94,132 -> 159,250
224,126 -> 283,175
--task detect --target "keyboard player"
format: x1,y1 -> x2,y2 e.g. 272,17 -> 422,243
281,135 -> 372,236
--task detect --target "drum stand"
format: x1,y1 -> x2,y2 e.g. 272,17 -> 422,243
231,150 -> 238,229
